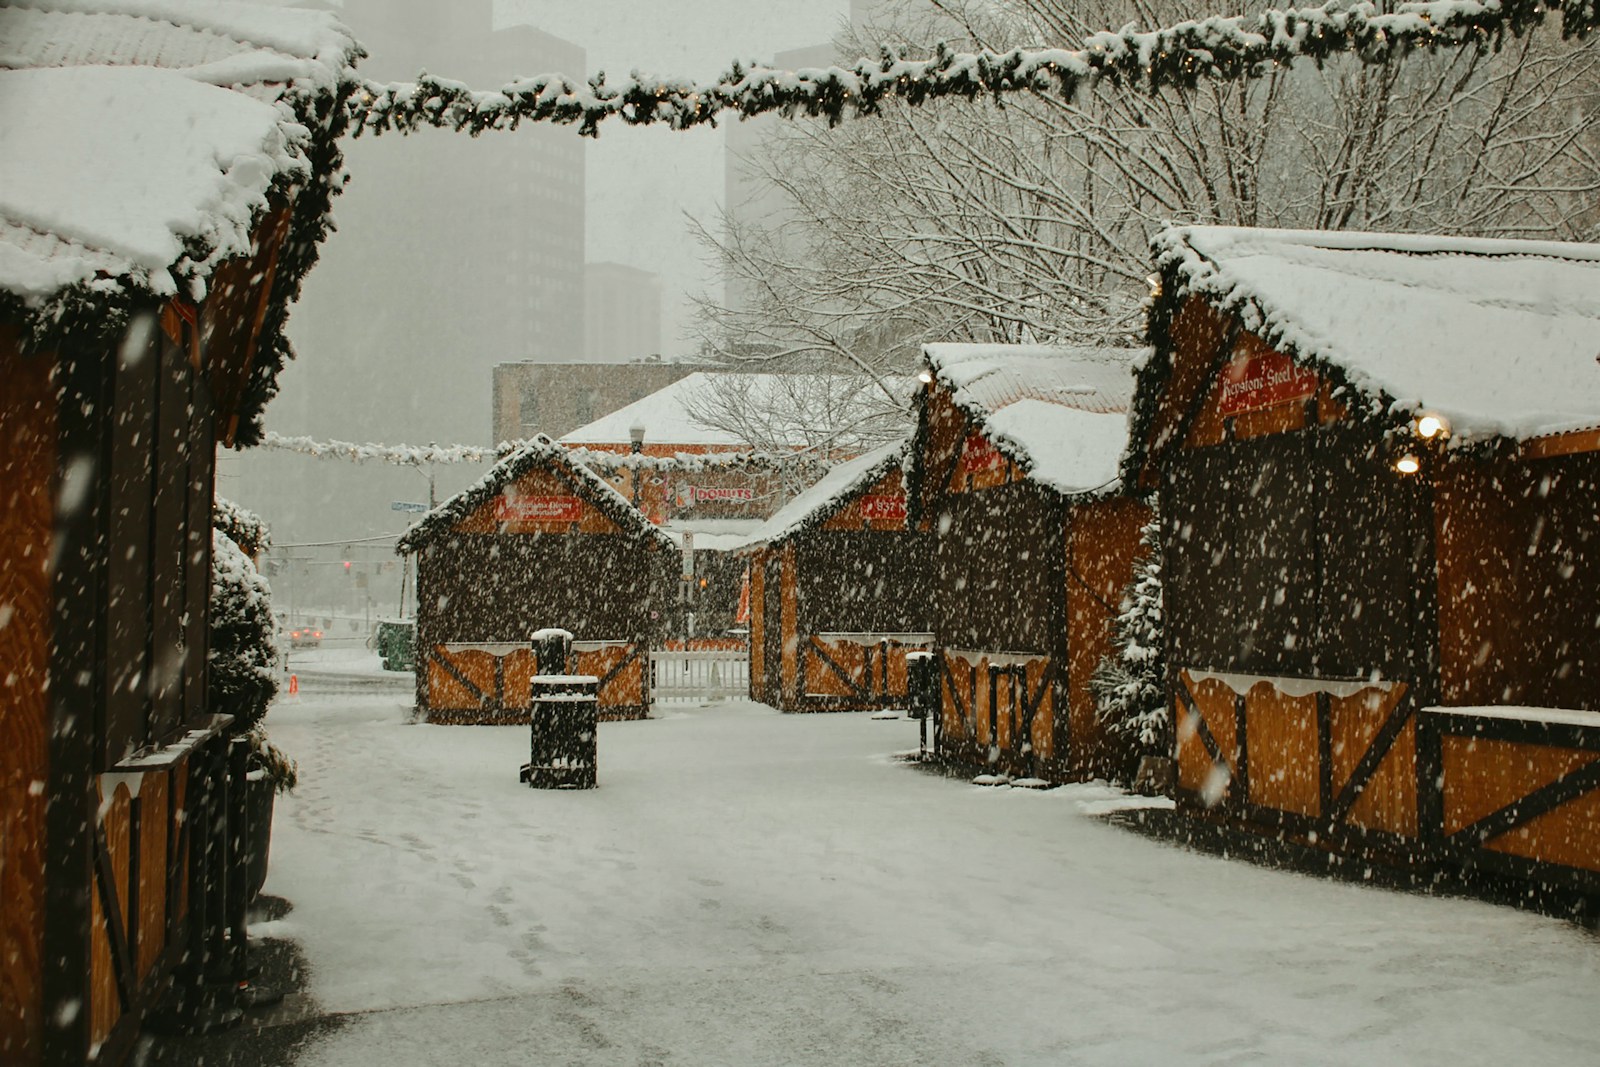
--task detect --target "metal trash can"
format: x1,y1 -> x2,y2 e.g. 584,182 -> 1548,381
519,673 -> 599,789
906,651 -> 938,759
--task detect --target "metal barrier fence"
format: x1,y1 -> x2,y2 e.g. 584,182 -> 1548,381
650,649 -> 750,702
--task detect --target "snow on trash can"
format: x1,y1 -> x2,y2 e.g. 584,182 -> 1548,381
519,673 -> 600,789
531,626 -> 574,676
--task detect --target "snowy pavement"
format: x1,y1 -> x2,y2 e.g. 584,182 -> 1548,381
262,670 -> 1600,1066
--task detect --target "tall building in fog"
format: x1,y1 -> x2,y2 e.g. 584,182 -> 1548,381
585,262 -> 663,363
722,1 -> 888,316
224,0 -> 588,544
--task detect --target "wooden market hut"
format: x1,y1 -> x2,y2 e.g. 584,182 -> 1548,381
740,441 -> 936,712
1131,226 -> 1600,892
907,344 -> 1150,782
397,440 -> 677,723
0,4 -> 358,1063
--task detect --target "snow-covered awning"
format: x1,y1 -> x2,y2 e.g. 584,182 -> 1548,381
922,343 -> 1143,497
1152,226 -> 1600,444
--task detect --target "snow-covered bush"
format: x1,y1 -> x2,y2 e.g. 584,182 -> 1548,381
1090,516 -> 1168,782
210,528 -> 296,792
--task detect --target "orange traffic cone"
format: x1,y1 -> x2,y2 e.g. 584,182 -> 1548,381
288,674 -> 299,697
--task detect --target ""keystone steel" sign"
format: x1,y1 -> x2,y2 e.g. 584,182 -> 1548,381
1217,350 -> 1319,415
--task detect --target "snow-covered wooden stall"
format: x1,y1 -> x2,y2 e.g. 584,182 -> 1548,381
0,3 -> 357,1061
1133,226 -> 1600,891
907,345 -> 1149,782
739,442 -> 935,712
398,441 -> 675,723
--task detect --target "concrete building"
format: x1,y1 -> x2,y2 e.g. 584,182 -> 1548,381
492,361 -> 698,445
585,262 -> 664,364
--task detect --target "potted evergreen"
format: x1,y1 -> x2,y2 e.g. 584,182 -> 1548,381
210,521 -> 297,901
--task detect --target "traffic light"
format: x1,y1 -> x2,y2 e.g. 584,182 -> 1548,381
343,560 -> 352,573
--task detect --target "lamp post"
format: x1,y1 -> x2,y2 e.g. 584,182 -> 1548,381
627,421 -> 646,505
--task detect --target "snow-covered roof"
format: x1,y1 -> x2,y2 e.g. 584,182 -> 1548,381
0,0 -> 359,304
559,372 -> 909,449
397,438 -> 674,554
1152,226 -> 1600,443
0,65 -> 303,302
922,343 -> 1143,496
734,440 -> 906,552
0,0 -> 361,444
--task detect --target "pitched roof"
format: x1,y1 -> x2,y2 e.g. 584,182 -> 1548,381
396,439 -> 675,554
922,343 -> 1142,496
732,440 -> 906,552
1151,226 -> 1600,444
559,371 -> 911,450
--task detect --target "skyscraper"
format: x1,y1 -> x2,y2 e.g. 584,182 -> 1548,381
224,1 -> 588,543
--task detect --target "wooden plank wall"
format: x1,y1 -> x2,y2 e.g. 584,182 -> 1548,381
1064,498 -> 1150,779
0,329 -> 54,1063
748,552 -> 766,701
1435,452 -> 1600,712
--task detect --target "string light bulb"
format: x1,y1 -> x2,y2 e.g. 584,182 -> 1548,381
1415,413 -> 1449,439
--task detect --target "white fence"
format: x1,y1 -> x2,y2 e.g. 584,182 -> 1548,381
650,649 -> 750,702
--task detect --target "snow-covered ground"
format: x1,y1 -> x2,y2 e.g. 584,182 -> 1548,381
263,672 -> 1600,1066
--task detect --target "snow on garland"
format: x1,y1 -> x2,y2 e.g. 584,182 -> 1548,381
348,0 -> 1597,139
260,431 -> 833,476
260,431 -> 501,466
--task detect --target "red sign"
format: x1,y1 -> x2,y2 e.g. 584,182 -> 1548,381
493,495 -> 583,523
961,433 -> 1005,473
1217,350 -> 1319,415
860,494 -> 907,521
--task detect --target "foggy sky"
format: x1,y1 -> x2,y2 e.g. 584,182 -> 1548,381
498,0 -> 855,358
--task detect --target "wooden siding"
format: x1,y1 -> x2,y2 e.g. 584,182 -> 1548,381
422,641 -> 649,723
779,544 -> 798,705
798,634 -> 932,711
1435,451 -> 1599,711
748,552 -> 767,701
938,651 -> 1055,777
1426,710 -> 1600,886
1064,498 -> 1150,778
0,329 -> 53,1063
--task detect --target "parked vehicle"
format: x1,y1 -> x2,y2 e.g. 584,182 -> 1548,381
288,624 -> 324,649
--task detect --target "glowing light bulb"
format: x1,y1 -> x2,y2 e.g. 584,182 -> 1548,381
1415,413 -> 1448,439
917,369 -> 934,384
1395,454 -> 1421,475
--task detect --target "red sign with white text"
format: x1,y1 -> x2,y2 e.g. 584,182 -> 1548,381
494,495 -> 583,523
961,433 -> 1006,473
1217,350 -> 1319,415
859,494 -> 908,521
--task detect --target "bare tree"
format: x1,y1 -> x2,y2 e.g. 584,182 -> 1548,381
695,0 -> 1600,378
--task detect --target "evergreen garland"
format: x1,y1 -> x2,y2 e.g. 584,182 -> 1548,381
1090,516 -> 1168,779
349,0 -> 1597,140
